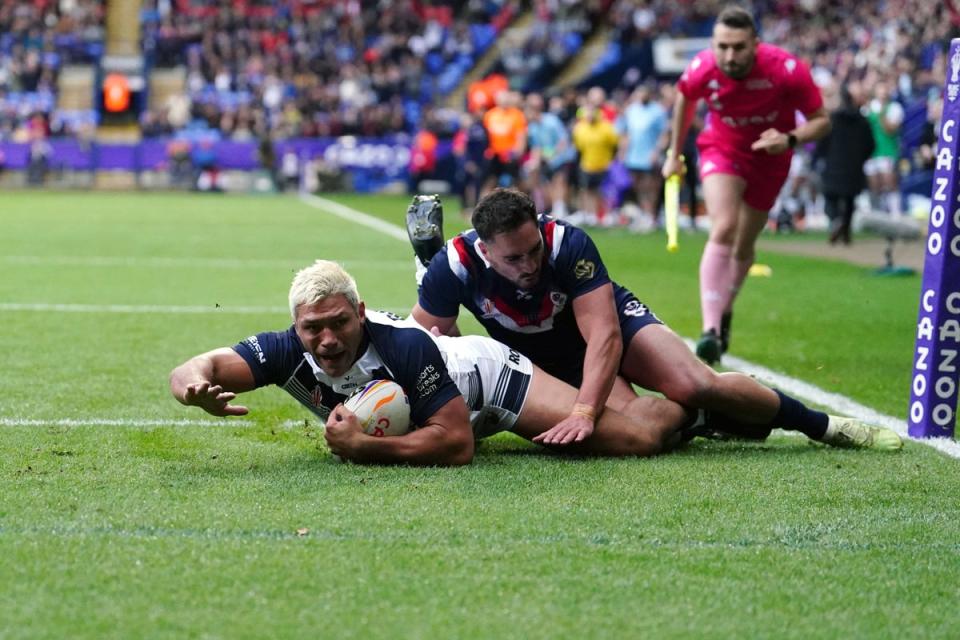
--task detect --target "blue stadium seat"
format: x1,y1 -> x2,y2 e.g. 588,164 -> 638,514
470,24 -> 495,52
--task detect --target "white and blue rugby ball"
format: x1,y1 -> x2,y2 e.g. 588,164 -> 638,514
343,379 -> 411,437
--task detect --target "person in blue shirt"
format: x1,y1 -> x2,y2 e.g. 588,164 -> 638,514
524,92 -> 577,218
616,84 -> 669,226
170,260 -> 691,465
409,188 -> 901,451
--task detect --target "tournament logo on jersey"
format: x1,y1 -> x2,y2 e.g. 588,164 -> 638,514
574,259 -> 596,280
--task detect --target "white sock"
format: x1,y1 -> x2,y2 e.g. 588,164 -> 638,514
414,256 -> 428,287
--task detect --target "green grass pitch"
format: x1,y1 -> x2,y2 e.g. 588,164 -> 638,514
1,191 -> 958,639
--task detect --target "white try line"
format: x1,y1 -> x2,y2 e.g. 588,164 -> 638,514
304,195 -> 960,460
300,193 -> 409,241
718,348 -> 960,460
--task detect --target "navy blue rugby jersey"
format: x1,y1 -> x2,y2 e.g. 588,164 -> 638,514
418,215 -> 615,381
232,310 -> 461,426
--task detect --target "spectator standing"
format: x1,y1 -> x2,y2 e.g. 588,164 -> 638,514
572,102 -> 620,225
864,79 -> 905,217
452,111 -> 489,215
814,83 -> 875,245
617,83 -> 669,230
408,124 -> 439,194
524,92 -> 576,219
481,90 -> 527,196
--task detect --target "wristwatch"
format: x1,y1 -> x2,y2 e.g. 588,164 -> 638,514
786,133 -> 798,149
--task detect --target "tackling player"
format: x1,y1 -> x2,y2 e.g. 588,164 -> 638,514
407,188 -> 901,451
170,260 -> 692,465
661,5 -> 831,364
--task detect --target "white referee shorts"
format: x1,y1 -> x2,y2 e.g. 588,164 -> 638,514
433,334 -> 533,439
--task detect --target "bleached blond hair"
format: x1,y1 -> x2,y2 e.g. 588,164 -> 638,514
288,260 -> 360,319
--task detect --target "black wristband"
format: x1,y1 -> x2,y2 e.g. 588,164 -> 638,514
787,133 -> 798,149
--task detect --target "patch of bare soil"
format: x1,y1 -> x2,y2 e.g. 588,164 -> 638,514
756,235 -> 926,272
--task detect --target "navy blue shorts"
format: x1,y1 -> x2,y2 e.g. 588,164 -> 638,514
542,284 -> 662,387
614,283 -> 662,344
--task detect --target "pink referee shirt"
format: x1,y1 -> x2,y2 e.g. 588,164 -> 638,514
677,42 -> 823,151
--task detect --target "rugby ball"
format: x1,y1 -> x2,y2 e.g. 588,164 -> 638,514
343,379 -> 411,437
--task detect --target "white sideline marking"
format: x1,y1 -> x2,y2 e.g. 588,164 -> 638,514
0,418 -> 306,428
303,195 -> 960,460
300,193 -> 409,241
1,255 -> 410,270
0,302 -> 289,314
712,346 -> 960,460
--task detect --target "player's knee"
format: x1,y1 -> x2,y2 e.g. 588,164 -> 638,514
658,370 -> 717,408
614,404 -> 685,457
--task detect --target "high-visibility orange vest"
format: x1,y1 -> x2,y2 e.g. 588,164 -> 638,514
104,74 -> 131,113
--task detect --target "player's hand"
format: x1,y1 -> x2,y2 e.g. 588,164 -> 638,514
183,381 -> 249,417
324,403 -> 365,460
661,154 -> 684,180
532,413 -> 595,445
751,128 -> 790,155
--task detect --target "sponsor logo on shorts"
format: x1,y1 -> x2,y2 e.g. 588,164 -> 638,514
574,259 -> 596,280
623,300 -> 648,317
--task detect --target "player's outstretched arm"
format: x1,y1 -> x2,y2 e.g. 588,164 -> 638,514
170,348 -> 256,417
324,397 -> 474,466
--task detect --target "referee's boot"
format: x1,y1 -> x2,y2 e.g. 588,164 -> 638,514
819,416 -> 903,451
406,194 -> 445,268
695,329 -> 723,365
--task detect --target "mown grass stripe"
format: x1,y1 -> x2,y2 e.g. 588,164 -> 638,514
1,523 -> 957,552
1,255 -> 411,270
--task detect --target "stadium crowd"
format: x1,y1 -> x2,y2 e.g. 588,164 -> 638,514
0,0 -> 955,229
0,0 -> 103,140
139,0 -> 516,139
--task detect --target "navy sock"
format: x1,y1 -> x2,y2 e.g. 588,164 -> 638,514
704,412 -> 773,440
773,390 -> 828,439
